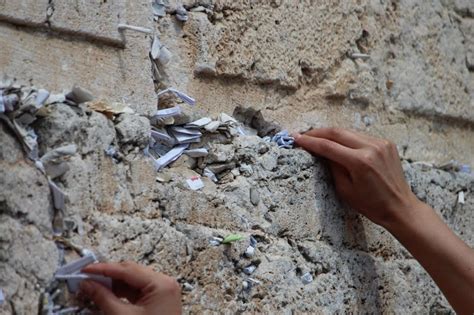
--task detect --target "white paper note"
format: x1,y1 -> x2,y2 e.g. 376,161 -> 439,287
170,126 -> 202,136
154,106 -> 182,118
153,144 -> 189,170
186,117 -> 212,127
186,176 -> 204,190
151,129 -> 174,144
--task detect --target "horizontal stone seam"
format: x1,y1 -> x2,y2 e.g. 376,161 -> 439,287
399,108 -> 474,129
0,16 -> 125,49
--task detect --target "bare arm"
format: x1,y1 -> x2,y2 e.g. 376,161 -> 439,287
389,200 -> 474,313
294,128 -> 474,314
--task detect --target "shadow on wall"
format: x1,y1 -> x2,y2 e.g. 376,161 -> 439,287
314,163 -> 383,313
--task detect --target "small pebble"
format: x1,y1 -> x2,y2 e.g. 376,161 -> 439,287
249,188 -> 260,206
239,164 -> 253,176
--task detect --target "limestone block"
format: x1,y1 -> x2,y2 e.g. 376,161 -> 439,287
0,125 -> 53,233
115,113 -> 150,147
461,19 -> 474,71
49,0 -> 153,44
0,216 -> 59,315
0,24 -> 156,115
450,0 -> 474,16
189,0 -> 362,89
49,0 -> 127,42
386,0 -> 473,120
0,0 -> 49,25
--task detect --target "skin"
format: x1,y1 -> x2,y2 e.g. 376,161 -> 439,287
293,128 -> 474,315
79,127 -> 474,314
79,262 -> 181,315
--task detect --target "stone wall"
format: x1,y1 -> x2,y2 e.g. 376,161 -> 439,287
0,0 -> 473,314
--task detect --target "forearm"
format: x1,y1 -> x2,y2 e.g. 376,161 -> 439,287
386,200 -> 474,314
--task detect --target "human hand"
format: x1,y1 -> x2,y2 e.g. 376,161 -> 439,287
293,128 -> 420,229
79,262 -> 182,315
295,127 -> 474,314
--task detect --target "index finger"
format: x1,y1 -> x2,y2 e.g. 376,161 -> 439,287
303,128 -> 373,149
294,134 -> 359,168
82,262 -> 155,290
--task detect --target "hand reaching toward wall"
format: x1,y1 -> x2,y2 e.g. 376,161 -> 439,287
294,128 -> 474,315
79,262 -> 182,315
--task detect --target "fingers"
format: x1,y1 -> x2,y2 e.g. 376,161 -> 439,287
303,128 -> 373,149
113,280 -> 141,303
82,262 -> 155,290
294,134 -> 359,167
80,280 -> 129,315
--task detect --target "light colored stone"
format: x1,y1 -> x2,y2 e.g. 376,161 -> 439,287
1,0 -> 474,164
0,124 -> 53,232
115,114 -> 151,148
0,23 -> 155,115
1,0 -> 474,313
0,0 -> 49,25
2,104 -> 473,313
384,0 -> 473,121
249,187 -> 259,206
190,1 -> 362,90
49,1 -> 127,42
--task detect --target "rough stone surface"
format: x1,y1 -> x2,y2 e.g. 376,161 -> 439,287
1,0 -> 474,163
0,124 -> 53,232
383,0 -> 473,120
1,104 -> 473,313
115,113 -> 151,148
0,125 -> 59,315
0,0 -> 156,114
0,0 -> 474,314
49,1 -> 126,41
0,0 -> 49,25
192,1 -> 361,90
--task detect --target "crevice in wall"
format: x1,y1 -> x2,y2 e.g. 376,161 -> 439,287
0,17 -> 125,49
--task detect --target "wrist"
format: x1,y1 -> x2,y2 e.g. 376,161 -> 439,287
383,194 -> 430,237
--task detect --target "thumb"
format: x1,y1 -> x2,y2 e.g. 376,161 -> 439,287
80,280 -> 127,314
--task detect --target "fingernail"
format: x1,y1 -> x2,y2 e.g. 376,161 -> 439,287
292,132 -> 301,141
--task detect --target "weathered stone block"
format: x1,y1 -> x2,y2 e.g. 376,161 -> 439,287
190,0 -> 362,89
49,0 -> 127,42
0,23 -> 156,115
383,0 -> 473,120
0,0 -> 49,25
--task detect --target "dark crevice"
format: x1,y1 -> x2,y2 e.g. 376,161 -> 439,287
453,8 -> 474,19
400,109 -> 474,130
0,17 -> 125,49
195,70 -> 298,94
296,244 -> 317,264
232,106 -> 281,137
